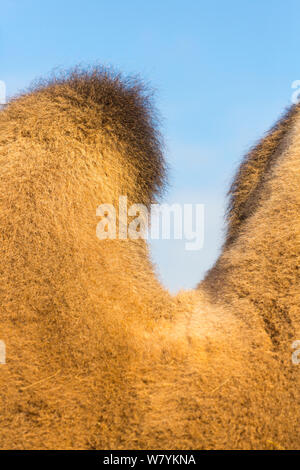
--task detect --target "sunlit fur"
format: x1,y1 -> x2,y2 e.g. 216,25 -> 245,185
0,68 -> 299,449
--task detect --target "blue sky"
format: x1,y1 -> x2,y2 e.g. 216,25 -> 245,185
1,0 -> 299,292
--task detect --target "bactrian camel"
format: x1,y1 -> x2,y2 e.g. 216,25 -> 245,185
0,67 -> 300,449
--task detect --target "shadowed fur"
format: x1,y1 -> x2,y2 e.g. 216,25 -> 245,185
0,67 -> 300,449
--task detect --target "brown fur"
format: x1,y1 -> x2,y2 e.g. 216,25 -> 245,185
0,67 -> 299,449
203,104 -> 300,347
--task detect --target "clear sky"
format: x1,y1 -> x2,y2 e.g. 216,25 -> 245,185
1,0 -> 299,292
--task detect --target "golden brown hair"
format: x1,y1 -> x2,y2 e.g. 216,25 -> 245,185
226,104 -> 299,246
203,103 -> 300,349
1,68 -> 300,449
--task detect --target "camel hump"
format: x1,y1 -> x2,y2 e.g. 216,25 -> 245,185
0,67 -> 166,206
225,103 -> 300,246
